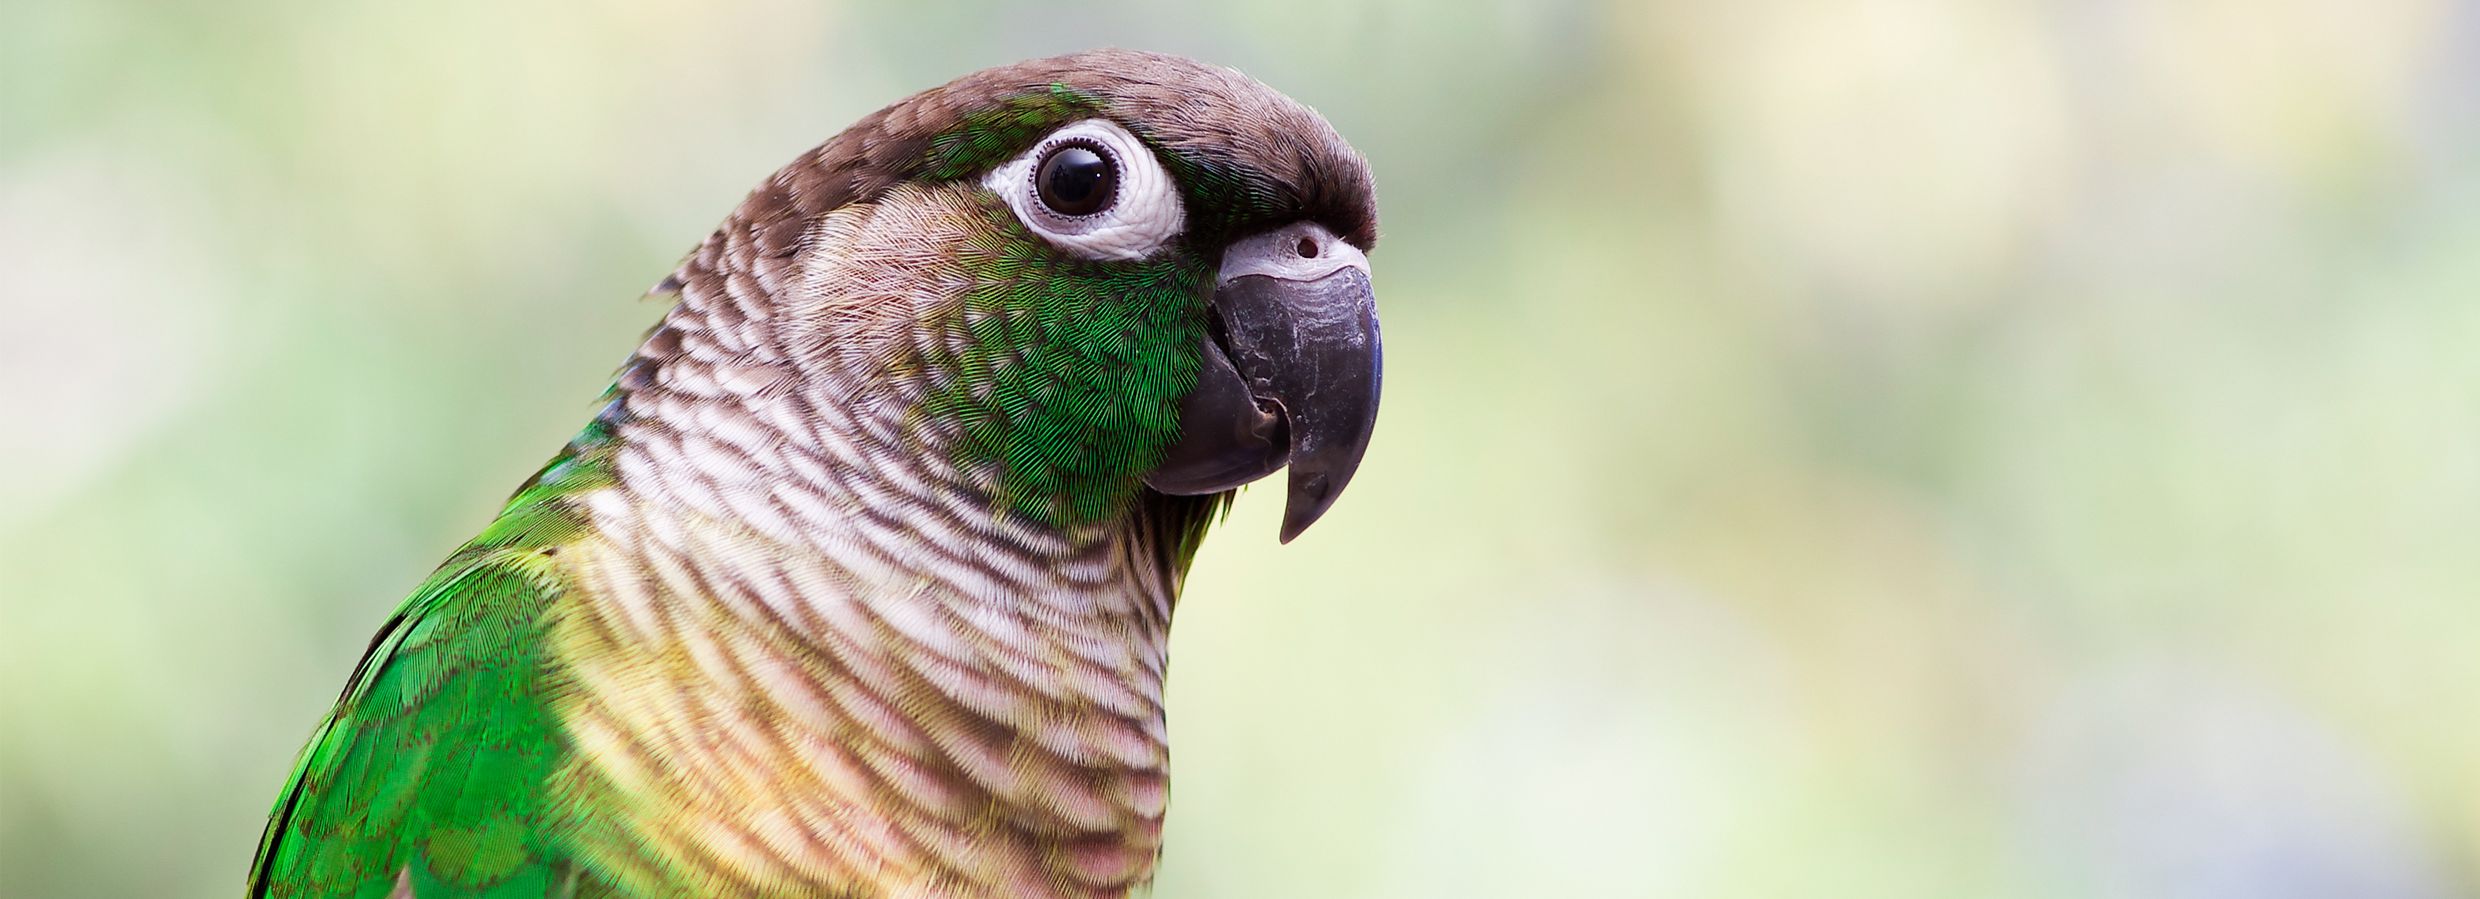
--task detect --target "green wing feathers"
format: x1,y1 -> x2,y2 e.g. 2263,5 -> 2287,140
249,439 -> 613,899
248,545 -> 569,898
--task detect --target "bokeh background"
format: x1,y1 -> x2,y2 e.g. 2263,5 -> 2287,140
6,0 -> 2480,896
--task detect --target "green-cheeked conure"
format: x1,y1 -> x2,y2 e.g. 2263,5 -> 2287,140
247,49 -> 1381,899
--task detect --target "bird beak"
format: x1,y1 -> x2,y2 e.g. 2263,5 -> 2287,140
1145,222 -> 1382,542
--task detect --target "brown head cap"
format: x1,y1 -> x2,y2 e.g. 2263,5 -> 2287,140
738,49 -> 1377,258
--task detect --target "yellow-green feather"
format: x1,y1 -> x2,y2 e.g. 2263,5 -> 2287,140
248,429 -> 615,899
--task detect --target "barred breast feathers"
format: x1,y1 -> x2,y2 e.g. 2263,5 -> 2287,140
545,184 -> 1179,898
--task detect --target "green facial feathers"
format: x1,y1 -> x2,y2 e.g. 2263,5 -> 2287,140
912,200 -> 1212,526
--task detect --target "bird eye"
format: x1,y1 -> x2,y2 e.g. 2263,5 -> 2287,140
1036,143 -> 1116,217
985,119 -> 1184,261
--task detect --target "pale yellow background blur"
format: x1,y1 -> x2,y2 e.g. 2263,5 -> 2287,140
6,0 -> 2479,896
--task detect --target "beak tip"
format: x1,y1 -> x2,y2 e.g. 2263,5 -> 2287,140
1276,468 -> 1342,544
1277,513 -> 1313,545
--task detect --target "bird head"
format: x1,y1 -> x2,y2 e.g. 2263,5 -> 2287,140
654,49 -> 1380,545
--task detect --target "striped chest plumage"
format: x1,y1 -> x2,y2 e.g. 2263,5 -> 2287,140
536,184 -> 1197,898
546,497 -> 1180,898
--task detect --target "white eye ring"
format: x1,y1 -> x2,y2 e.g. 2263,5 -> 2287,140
983,119 -> 1185,261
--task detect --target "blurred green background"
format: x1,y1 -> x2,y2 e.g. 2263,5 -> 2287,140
6,0 -> 2480,896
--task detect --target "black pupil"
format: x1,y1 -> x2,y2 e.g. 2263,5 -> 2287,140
1037,145 -> 1114,216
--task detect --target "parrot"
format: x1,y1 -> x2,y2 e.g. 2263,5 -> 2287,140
245,49 -> 1380,899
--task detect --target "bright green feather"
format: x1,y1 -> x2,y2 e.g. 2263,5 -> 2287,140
248,434 -> 614,899
920,85 -> 1103,181
910,197 -> 1211,527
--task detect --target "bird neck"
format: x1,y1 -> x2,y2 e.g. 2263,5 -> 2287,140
534,197 -> 1208,897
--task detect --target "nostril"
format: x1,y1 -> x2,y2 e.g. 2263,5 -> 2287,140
1295,236 -> 1319,259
